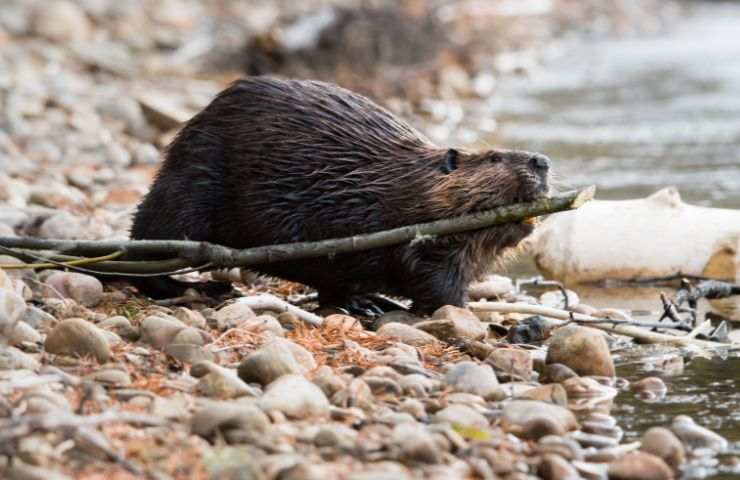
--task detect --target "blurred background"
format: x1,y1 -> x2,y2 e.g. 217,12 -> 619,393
1,0 -> 738,246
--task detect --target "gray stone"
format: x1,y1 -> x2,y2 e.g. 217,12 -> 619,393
546,325 -> 615,377
641,426 -> 686,468
377,322 -> 439,346
140,315 -> 187,349
444,361 -> 501,400
259,374 -> 330,419
500,400 -> 578,439
238,338 -> 312,386
191,361 -> 259,399
45,318 -> 110,362
432,404 -> 488,429
414,306 -> 487,341
43,272 -> 103,307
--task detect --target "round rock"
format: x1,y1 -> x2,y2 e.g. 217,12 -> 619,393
45,318 -> 110,362
259,374 -> 330,419
444,361 -> 501,400
545,325 -> 615,377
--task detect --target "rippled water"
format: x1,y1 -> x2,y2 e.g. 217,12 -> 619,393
492,2 -> 740,208
492,3 -> 740,477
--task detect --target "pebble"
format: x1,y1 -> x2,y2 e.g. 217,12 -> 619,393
139,314 -> 187,349
433,404 -> 489,429
84,367 -> 131,386
538,453 -> 581,480
444,361 -> 502,400
518,383 -> 568,407
215,302 -> 256,330
399,373 -> 437,397
392,423 -> 443,464
377,322 -> 440,346
500,400 -> 578,439
19,305 -> 57,332
238,338 -> 315,386
607,451 -> 673,480
172,307 -> 207,329
640,426 -> 685,468
312,365 -> 346,398
37,212 -> 88,240
507,315 -> 550,344
0,346 -> 40,370
45,318 -> 110,362
374,310 -> 421,329
191,361 -> 259,398
467,275 -> 514,299
242,314 -> 286,336
259,374 -> 330,419
540,363 -> 579,384
164,343 -> 215,364
486,348 -> 533,381
97,315 -> 139,341
43,272 -> 103,307
631,376 -> 668,401
545,325 -> 615,377
415,305 -> 487,341
535,435 -> 584,461
31,0 -> 91,43
191,400 -> 271,442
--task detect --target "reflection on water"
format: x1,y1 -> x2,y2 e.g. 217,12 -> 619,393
492,4 -> 740,477
492,2 -> 740,208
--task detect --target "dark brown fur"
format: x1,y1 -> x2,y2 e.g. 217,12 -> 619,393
131,76 -> 550,314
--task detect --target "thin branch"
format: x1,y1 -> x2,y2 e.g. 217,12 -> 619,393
0,250 -> 123,270
468,301 -> 732,349
0,188 -> 595,272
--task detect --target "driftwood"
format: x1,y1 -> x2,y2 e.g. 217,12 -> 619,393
468,301 -> 731,349
0,187 -> 594,275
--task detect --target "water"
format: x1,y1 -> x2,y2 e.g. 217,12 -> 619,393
492,3 -> 740,477
492,2 -> 740,209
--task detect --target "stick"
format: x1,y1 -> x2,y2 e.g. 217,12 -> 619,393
0,250 -> 123,270
0,188 -> 594,272
468,301 -> 731,349
236,293 -> 323,326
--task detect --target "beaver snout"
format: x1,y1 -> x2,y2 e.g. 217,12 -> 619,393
529,153 -> 551,173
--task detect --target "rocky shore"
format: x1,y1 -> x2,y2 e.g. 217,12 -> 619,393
2,1 -> 735,479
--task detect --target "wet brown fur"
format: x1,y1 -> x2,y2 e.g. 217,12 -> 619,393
131,76 -> 549,314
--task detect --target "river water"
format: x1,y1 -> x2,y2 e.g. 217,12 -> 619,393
492,3 -> 740,478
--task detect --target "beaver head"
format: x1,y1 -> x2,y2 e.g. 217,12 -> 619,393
423,147 -> 550,231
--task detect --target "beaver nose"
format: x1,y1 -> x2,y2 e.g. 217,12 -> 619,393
529,153 -> 550,172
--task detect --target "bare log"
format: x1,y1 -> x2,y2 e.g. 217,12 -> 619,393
0,187 -> 594,273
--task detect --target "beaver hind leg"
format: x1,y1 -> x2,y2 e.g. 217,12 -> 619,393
132,277 -> 236,300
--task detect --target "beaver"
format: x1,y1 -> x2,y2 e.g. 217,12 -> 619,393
130,76 -> 550,315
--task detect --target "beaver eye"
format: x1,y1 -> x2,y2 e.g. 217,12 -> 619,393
440,149 -> 458,174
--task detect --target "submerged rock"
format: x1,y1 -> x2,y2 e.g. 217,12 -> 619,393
641,426 -> 685,468
607,451 -> 673,480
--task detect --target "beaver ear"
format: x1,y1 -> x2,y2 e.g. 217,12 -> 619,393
439,149 -> 459,174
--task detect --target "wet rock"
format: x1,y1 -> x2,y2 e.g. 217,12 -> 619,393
670,415 -> 728,453
238,338 -> 314,386
191,400 -> 271,442
139,314 -> 187,349
641,427 -> 685,468
631,377 -> 667,401
467,275 -> 514,300
45,318 -> 110,362
545,325 -> 615,377
192,361 -> 259,398
31,0 -> 90,43
259,374 -> 330,419
392,423 -> 442,464
377,322 -> 440,346
444,361 -> 501,400
486,348 -> 533,381
98,315 -> 139,341
518,383 -> 568,406
215,302 -> 256,330
540,363 -> 579,384
538,453 -> 581,480
43,272 -> 103,307
415,306 -> 486,341
500,400 -> 577,439
507,315 -> 550,344
433,404 -> 488,429
607,452 -> 673,480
